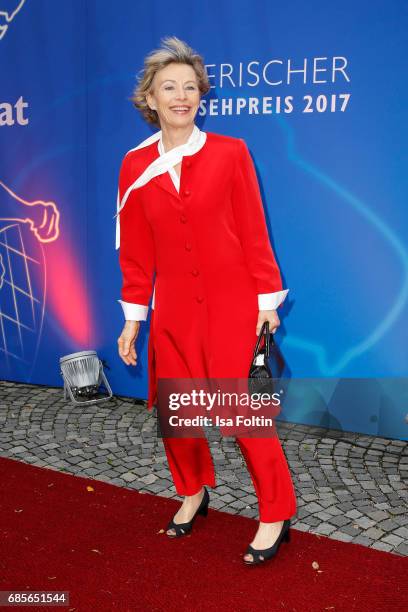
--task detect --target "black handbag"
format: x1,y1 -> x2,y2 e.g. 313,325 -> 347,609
248,321 -> 285,397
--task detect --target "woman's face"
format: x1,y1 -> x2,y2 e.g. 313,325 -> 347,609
146,62 -> 200,130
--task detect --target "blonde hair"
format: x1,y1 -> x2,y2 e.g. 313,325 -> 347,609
131,36 -> 210,128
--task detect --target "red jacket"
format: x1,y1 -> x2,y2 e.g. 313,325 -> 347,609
118,132 -> 285,410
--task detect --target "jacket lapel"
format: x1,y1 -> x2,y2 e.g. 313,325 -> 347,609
136,139 -> 182,205
154,170 -> 181,201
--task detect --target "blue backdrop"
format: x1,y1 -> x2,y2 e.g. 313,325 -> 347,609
1,0 -> 407,439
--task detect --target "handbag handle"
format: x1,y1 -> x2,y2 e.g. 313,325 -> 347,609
252,320 -> 274,361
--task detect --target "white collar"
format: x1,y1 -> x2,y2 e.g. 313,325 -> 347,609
157,127 -> 198,192
114,124 -> 206,249
157,124 -> 199,156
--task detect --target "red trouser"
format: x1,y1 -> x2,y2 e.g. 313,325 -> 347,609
162,435 -> 297,522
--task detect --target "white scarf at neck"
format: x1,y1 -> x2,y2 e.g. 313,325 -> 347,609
114,124 -> 206,249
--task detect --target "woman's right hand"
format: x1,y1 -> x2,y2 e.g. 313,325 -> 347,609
117,320 -> 140,366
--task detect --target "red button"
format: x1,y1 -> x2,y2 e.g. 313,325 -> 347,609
196,296 -> 204,303
183,189 -> 191,197
180,214 -> 187,223
185,242 -> 192,251
191,268 -> 199,276
185,160 -> 191,168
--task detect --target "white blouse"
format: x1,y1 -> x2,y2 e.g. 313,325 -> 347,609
118,131 -> 289,321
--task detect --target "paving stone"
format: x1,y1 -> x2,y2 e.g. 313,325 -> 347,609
316,512 -> 333,521
389,506 -> 407,516
42,443 -> 60,450
98,442 -> 118,449
330,531 -> 354,543
9,446 -> 28,454
121,472 -> 138,483
317,497 -> 337,507
240,508 -> 258,518
337,502 -> 355,511
364,527 -> 386,539
64,455 -> 83,465
219,494 -> 236,503
159,489 -> 177,498
133,466 -> 151,476
154,469 -> 171,479
325,505 -> 343,516
303,494 -> 319,502
394,526 -> 408,539
395,542 -> 408,556
345,509 -> 363,519
377,519 -> 401,532
210,500 -> 228,510
366,510 -> 390,521
304,502 -> 324,513
240,494 -> 258,504
303,516 -> 321,527
291,521 -> 311,532
381,534 -> 404,547
354,516 -> 376,529
138,473 -> 158,485
313,523 -> 337,535
341,525 -> 362,537
229,500 -> 247,510
327,515 -> 350,528
369,541 -> 394,552
78,460 -> 94,468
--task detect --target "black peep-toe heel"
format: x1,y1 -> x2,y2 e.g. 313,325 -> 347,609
166,487 -> 209,538
243,518 -> 291,565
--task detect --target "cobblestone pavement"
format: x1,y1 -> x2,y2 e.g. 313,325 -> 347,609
1,381 -> 407,556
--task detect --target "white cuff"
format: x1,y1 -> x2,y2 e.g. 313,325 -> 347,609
118,300 -> 149,321
258,289 -> 289,311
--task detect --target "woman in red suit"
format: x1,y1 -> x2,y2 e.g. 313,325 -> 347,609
116,36 -> 297,564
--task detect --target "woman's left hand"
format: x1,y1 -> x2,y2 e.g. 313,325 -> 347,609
256,309 -> 280,336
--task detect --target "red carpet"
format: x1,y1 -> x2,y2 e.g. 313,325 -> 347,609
0,456 -> 406,612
